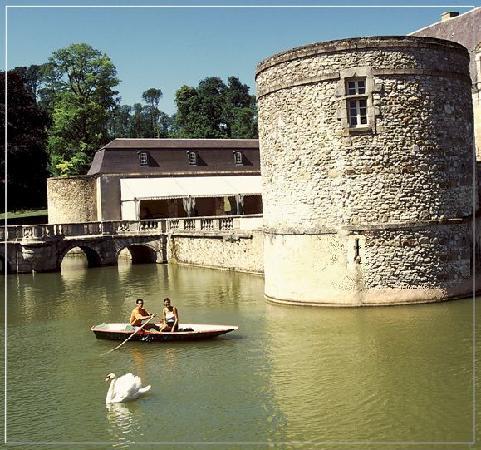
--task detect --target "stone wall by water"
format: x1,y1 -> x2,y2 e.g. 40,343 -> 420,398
257,36 -> 476,306
47,176 -> 97,224
475,87 -> 481,158
168,231 -> 263,274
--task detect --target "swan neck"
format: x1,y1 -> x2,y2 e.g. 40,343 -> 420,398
106,378 -> 116,403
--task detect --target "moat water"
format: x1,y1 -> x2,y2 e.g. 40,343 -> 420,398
4,256 -> 481,449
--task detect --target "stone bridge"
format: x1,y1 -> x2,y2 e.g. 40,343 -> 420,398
1,215 -> 262,274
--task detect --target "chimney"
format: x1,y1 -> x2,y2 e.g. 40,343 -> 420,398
441,11 -> 459,21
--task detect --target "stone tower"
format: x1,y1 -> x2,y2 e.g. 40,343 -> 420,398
256,36 -> 476,306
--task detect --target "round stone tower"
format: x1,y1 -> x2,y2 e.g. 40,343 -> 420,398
256,36 -> 475,306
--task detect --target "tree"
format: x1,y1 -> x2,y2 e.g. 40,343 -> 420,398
174,76 -> 257,138
142,88 -> 163,137
142,88 -> 162,108
41,43 -> 120,176
13,65 -> 45,99
109,88 -> 173,139
130,103 -> 148,138
157,110 -> 174,137
108,104 -> 132,138
0,69 -> 49,210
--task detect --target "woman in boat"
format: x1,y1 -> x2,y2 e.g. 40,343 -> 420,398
160,298 -> 179,332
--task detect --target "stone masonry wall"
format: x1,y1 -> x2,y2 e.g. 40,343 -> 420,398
168,231 -> 263,274
475,89 -> 481,158
256,37 -> 476,305
47,176 -> 97,224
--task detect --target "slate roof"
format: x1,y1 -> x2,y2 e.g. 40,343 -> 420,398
87,139 -> 260,176
409,7 -> 481,85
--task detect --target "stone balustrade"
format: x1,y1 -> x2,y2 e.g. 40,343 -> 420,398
0,214 -> 263,242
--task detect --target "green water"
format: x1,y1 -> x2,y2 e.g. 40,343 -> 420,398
4,257 -> 481,449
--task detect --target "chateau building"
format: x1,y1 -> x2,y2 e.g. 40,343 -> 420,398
45,24 -> 479,307
47,139 -> 262,223
410,8 -> 481,157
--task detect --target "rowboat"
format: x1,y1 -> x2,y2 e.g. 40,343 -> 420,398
91,323 -> 239,342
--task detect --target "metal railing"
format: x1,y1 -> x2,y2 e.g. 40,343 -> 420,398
0,214 -> 263,242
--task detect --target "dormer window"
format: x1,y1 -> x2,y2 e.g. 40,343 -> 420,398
186,150 -> 198,166
233,151 -> 244,165
138,151 -> 149,166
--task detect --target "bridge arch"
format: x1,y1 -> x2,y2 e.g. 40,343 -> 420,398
117,244 -> 158,265
58,245 -> 102,270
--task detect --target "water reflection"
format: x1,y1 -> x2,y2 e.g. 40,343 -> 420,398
106,402 -> 141,448
263,301 -> 474,442
4,263 -> 479,446
129,348 -> 146,380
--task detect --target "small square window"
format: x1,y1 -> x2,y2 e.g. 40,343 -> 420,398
346,79 -> 366,96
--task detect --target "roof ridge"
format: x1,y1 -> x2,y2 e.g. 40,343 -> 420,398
408,6 -> 480,36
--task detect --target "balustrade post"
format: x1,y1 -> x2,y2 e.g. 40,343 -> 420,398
159,220 -> 166,233
101,221 -> 113,235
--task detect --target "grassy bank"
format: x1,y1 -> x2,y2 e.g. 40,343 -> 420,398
0,209 -> 48,224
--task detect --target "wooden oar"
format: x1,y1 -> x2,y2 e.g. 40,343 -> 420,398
101,315 -> 157,356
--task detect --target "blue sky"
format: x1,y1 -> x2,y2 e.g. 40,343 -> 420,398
3,0 -> 478,114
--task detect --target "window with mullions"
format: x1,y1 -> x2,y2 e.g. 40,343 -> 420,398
348,99 -> 367,127
346,78 -> 368,128
138,151 -> 149,166
233,151 -> 244,165
347,79 -> 366,95
186,150 -> 198,165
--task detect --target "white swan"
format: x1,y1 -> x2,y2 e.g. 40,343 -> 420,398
105,372 -> 151,404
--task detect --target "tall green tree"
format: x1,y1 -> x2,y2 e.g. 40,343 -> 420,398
13,65 -> 46,99
142,88 -> 163,137
174,76 -> 257,138
108,104 -> 132,138
0,69 -> 49,210
109,88 -> 173,139
41,43 -> 120,176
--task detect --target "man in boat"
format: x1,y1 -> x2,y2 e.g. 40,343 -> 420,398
159,298 -> 179,332
129,299 -> 160,331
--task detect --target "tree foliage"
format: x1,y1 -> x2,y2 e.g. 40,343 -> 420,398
174,76 -> 257,138
41,43 -> 120,176
0,69 -> 49,210
107,88 -> 173,138
2,42 -> 260,211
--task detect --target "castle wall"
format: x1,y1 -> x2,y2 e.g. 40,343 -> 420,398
168,231 -> 263,275
257,36 -> 476,306
47,176 -> 97,224
475,88 -> 481,157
